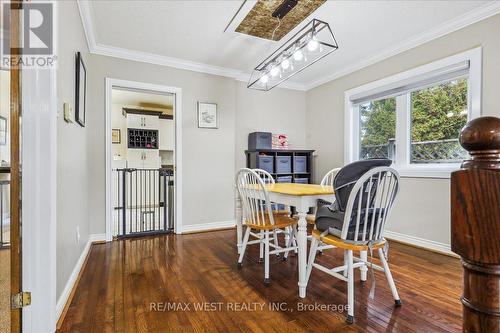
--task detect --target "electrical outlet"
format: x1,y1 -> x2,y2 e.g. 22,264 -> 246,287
76,226 -> 80,244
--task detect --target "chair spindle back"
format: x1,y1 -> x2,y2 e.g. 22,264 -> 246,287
236,168 -> 274,227
341,167 -> 399,243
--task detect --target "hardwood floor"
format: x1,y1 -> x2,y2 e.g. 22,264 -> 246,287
58,230 -> 462,332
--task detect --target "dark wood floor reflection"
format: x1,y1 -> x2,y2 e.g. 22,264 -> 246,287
58,230 -> 462,332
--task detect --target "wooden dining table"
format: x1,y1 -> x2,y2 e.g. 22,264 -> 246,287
235,182 -> 335,298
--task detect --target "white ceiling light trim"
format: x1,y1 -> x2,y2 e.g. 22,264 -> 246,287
77,0 -> 500,92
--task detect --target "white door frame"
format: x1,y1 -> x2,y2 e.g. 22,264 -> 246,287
105,78 -> 183,241
20,0 -> 58,330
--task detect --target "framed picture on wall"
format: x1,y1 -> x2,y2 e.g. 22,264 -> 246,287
0,116 -> 6,145
112,129 -> 121,144
75,52 -> 87,127
197,102 -> 218,129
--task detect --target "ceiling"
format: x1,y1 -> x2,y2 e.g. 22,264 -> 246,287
84,1 -> 497,90
112,88 -> 174,115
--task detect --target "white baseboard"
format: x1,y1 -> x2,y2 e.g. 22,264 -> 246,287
88,233 -> 106,242
384,230 -> 453,256
56,233 -> 107,321
180,220 -> 235,234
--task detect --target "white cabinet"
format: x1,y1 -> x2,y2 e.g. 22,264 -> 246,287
143,150 -> 160,168
159,119 -> 175,151
127,149 -> 160,169
127,113 -> 159,130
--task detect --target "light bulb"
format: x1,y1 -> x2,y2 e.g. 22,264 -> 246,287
270,66 -> 279,77
260,75 -> 269,84
307,38 -> 319,52
281,58 -> 290,70
293,49 -> 303,61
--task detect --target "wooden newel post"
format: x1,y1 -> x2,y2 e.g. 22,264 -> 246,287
451,116 -> 500,332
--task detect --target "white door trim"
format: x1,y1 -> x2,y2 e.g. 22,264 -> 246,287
21,12 -> 58,333
105,78 -> 183,240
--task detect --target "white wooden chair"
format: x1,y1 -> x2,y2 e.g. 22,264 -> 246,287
236,168 -> 298,284
306,165 -> 401,324
320,167 -> 342,188
306,167 -> 341,225
304,168 -> 341,254
253,168 -> 284,259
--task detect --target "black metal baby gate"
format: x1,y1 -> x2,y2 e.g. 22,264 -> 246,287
114,168 -> 174,237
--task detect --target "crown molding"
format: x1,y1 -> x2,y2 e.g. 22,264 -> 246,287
77,0 -> 500,93
76,0 -> 307,91
77,0 -> 97,51
304,1 -> 500,90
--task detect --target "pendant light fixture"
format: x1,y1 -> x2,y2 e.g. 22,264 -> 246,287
247,19 -> 338,91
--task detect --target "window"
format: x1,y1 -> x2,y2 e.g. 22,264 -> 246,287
359,97 -> 396,161
410,78 -> 468,164
345,48 -> 481,178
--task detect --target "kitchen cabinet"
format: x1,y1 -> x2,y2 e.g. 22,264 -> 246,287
159,119 -> 175,151
127,149 -> 160,169
127,113 -> 159,130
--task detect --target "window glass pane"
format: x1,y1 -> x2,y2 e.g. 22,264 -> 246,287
359,97 -> 396,161
410,78 -> 468,164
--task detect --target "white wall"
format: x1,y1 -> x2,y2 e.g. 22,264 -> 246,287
306,14 -> 500,247
87,56 -> 239,233
111,103 -> 127,158
56,1 -> 91,299
86,55 -> 308,234
235,82 -> 307,170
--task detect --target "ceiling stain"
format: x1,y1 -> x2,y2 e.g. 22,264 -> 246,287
235,0 -> 326,41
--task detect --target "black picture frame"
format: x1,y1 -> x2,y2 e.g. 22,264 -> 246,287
75,52 -> 87,127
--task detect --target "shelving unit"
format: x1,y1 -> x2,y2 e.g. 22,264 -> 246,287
128,128 -> 159,149
245,149 -> 315,183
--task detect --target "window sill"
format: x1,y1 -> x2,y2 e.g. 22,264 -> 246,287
395,165 -> 461,179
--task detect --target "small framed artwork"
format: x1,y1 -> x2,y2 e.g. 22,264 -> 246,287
75,52 -> 87,127
0,116 -> 6,145
197,102 -> 218,129
112,129 -> 121,144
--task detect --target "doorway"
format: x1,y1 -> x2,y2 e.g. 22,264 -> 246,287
105,79 -> 182,241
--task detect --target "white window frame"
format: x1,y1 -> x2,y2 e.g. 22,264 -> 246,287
344,47 -> 482,178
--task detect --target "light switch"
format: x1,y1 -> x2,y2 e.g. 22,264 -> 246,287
63,102 -> 74,123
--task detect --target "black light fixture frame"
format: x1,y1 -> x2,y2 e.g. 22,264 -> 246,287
247,19 -> 339,91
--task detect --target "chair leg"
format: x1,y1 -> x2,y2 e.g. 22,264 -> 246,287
264,230 -> 270,285
346,249 -> 355,324
360,250 -> 368,282
378,248 -> 401,306
283,227 -> 294,260
306,237 -> 319,285
238,227 -> 251,267
273,230 -> 280,257
343,250 -> 348,277
259,230 -> 264,262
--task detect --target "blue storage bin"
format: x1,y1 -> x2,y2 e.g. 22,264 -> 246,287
257,155 -> 274,174
248,132 -> 272,150
294,156 -> 308,173
294,178 -> 309,184
276,176 -> 292,183
276,156 -> 292,174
